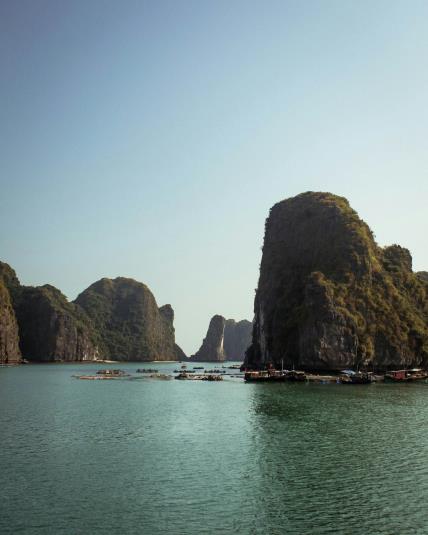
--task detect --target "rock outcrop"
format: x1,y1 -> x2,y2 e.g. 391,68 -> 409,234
417,271 -> 428,283
159,304 -> 187,361
1,262 -> 98,362
14,285 -> 98,362
245,192 -> 428,371
75,277 -> 184,361
224,319 -> 253,360
190,315 -> 227,362
0,261 -> 185,362
0,261 -> 20,297
1,261 -> 96,362
0,279 -> 21,363
190,315 -> 252,361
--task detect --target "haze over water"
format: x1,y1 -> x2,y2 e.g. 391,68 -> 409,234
1,364 -> 427,534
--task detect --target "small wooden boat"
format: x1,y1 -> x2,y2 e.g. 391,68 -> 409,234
244,370 -> 287,382
202,374 -> 223,381
384,369 -> 428,382
285,370 -> 306,382
340,370 -> 373,384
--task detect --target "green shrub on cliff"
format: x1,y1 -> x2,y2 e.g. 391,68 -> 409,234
13,284 -> 98,361
247,192 -> 428,370
74,277 -> 180,361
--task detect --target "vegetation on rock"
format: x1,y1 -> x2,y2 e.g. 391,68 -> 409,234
75,277 -> 184,361
0,262 -> 184,362
0,279 -> 21,363
246,192 -> 428,371
13,284 -> 98,362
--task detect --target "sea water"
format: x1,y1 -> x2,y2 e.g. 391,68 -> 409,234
0,363 -> 427,534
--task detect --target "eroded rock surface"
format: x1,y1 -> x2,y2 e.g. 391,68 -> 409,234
0,279 -> 21,363
75,278 -> 184,361
245,192 -> 428,371
190,315 -> 252,361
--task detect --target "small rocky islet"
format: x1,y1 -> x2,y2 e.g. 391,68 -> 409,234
1,191 -> 427,374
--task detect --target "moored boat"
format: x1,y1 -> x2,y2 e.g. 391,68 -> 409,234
285,370 -> 306,382
384,369 -> 428,382
244,370 -> 287,382
340,370 -> 373,384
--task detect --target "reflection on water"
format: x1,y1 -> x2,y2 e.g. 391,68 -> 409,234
248,383 -> 428,534
0,364 -> 427,534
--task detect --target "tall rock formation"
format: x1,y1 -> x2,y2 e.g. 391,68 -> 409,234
1,261 -> 98,362
190,315 -> 227,362
159,304 -> 187,361
0,262 -> 185,362
245,192 -> 428,371
190,315 -> 252,362
0,280 -> 21,363
14,285 -> 98,362
224,319 -> 253,360
0,262 -> 21,363
75,277 -> 184,361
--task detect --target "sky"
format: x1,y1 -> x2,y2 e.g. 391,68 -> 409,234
1,0 -> 427,355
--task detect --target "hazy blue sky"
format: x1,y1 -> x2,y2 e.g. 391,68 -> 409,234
1,0 -> 427,354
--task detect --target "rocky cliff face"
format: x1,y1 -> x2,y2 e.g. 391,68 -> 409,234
14,285 -> 98,362
0,262 -> 20,297
190,315 -> 226,362
159,304 -> 187,361
1,261 -> 96,362
245,192 -> 428,371
75,277 -> 184,361
224,319 -> 252,360
190,315 -> 252,362
417,271 -> 428,283
0,262 -> 185,362
0,280 -> 21,363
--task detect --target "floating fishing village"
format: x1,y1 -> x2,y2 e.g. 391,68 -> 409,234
71,363 -> 428,385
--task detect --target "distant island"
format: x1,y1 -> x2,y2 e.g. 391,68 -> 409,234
0,263 -> 251,364
244,192 -> 428,371
189,315 -> 252,362
0,266 -> 186,363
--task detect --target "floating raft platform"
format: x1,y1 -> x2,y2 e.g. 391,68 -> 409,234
175,373 -> 223,381
306,374 -> 339,384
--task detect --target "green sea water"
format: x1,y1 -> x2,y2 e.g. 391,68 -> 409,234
0,363 -> 427,535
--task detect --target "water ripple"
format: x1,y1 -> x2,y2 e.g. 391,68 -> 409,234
0,365 -> 427,534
